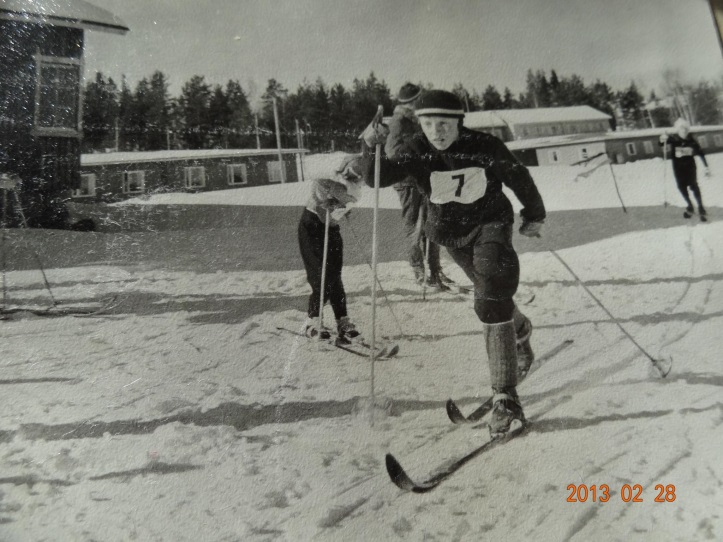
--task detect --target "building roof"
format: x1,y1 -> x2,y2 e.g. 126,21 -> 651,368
82,148 -> 308,166
506,125 -> 723,151
464,106 -> 612,129
0,0 -> 129,34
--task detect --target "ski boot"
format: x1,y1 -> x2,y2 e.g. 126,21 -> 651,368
683,204 -> 694,219
436,269 -> 455,285
489,388 -> 525,437
426,271 -> 451,291
699,207 -> 708,223
337,316 -> 361,344
413,267 -> 425,285
304,319 -> 332,340
516,317 -> 535,377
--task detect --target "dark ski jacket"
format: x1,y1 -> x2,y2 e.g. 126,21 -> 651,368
661,134 -> 708,173
362,127 -> 546,248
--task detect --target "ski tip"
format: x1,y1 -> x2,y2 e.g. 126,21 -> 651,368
385,453 -> 411,490
386,344 -> 400,358
445,399 -> 468,424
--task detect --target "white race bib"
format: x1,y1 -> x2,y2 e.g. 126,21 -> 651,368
429,167 -> 488,205
675,147 -> 694,158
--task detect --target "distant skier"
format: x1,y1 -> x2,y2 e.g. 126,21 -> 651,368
386,82 -> 453,289
660,118 -> 711,221
298,155 -> 364,342
361,90 -> 546,436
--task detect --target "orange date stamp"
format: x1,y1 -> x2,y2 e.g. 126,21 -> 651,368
566,484 -> 676,503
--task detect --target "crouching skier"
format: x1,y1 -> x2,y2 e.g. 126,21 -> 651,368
298,155 -> 365,344
361,90 -> 546,435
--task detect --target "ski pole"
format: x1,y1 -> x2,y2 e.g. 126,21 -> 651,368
607,162 -> 627,214
318,208 -> 331,343
549,249 -> 671,377
662,136 -> 669,207
369,105 -> 384,425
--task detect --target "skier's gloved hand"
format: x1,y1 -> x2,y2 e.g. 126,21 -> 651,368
519,221 -> 543,238
361,122 -> 389,147
659,134 -> 669,143
336,154 -> 363,180
322,197 -> 345,211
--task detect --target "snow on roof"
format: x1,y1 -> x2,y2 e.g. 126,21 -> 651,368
465,106 -> 612,129
463,111 -> 508,129
0,0 -> 129,34
81,148 -> 308,166
506,125 -> 723,151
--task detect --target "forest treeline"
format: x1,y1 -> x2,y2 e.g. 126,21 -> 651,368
82,69 -> 723,153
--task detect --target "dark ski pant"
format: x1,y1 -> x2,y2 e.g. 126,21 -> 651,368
396,184 -> 440,272
298,209 -> 347,320
673,166 -> 705,212
446,222 -> 519,324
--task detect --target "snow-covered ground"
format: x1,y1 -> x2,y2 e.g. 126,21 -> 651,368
1,154 -> 722,541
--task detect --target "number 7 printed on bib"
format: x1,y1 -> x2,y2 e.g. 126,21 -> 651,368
429,167 -> 488,205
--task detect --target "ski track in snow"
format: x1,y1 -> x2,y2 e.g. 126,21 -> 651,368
1,155 -> 723,541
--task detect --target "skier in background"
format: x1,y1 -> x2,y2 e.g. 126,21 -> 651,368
298,155 -> 364,342
361,90 -> 545,436
386,82 -> 453,289
660,117 -> 711,221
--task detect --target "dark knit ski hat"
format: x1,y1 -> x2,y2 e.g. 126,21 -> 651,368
397,83 -> 422,104
414,90 -> 465,118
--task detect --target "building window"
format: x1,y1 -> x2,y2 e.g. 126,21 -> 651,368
579,148 -> 589,160
698,135 -> 708,148
551,125 -> 558,135
626,142 -> 637,156
521,127 -> 528,137
34,55 -> 81,136
72,173 -> 96,197
184,166 -> 206,188
123,171 -> 146,194
714,135 -> 723,146
267,160 -> 286,183
227,163 -> 248,185
548,150 -> 560,163
643,141 -> 654,154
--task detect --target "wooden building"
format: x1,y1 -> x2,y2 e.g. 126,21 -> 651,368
464,106 -> 613,142
76,148 -> 308,202
505,126 -> 723,166
0,0 -> 128,227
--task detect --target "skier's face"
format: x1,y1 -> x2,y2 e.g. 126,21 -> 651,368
419,116 -> 459,150
677,126 -> 689,138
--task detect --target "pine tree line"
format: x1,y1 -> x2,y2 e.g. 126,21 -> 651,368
82,69 -> 723,154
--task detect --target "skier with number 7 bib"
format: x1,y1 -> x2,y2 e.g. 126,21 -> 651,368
360,90 -> 546,436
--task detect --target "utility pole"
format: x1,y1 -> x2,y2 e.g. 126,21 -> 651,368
254,113 -> 261,149
272,96 -> 286,183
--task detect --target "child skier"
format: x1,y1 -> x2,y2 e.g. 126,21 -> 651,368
298,155 -> 364,343
361,90 -> 545,436
660,118 -> 711,221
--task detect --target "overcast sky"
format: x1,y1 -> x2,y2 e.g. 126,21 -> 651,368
84,0 -> 723,106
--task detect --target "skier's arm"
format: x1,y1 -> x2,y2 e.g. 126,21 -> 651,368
692,139 -> 709,168
360,141 -> 417,189
490,139 -> 546,224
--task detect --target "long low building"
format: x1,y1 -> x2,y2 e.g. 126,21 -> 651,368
74,148 -> 308,201
464,106 -> 613,141
506,126 -> 723,166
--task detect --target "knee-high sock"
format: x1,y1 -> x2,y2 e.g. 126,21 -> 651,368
482,320 -> 518,391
